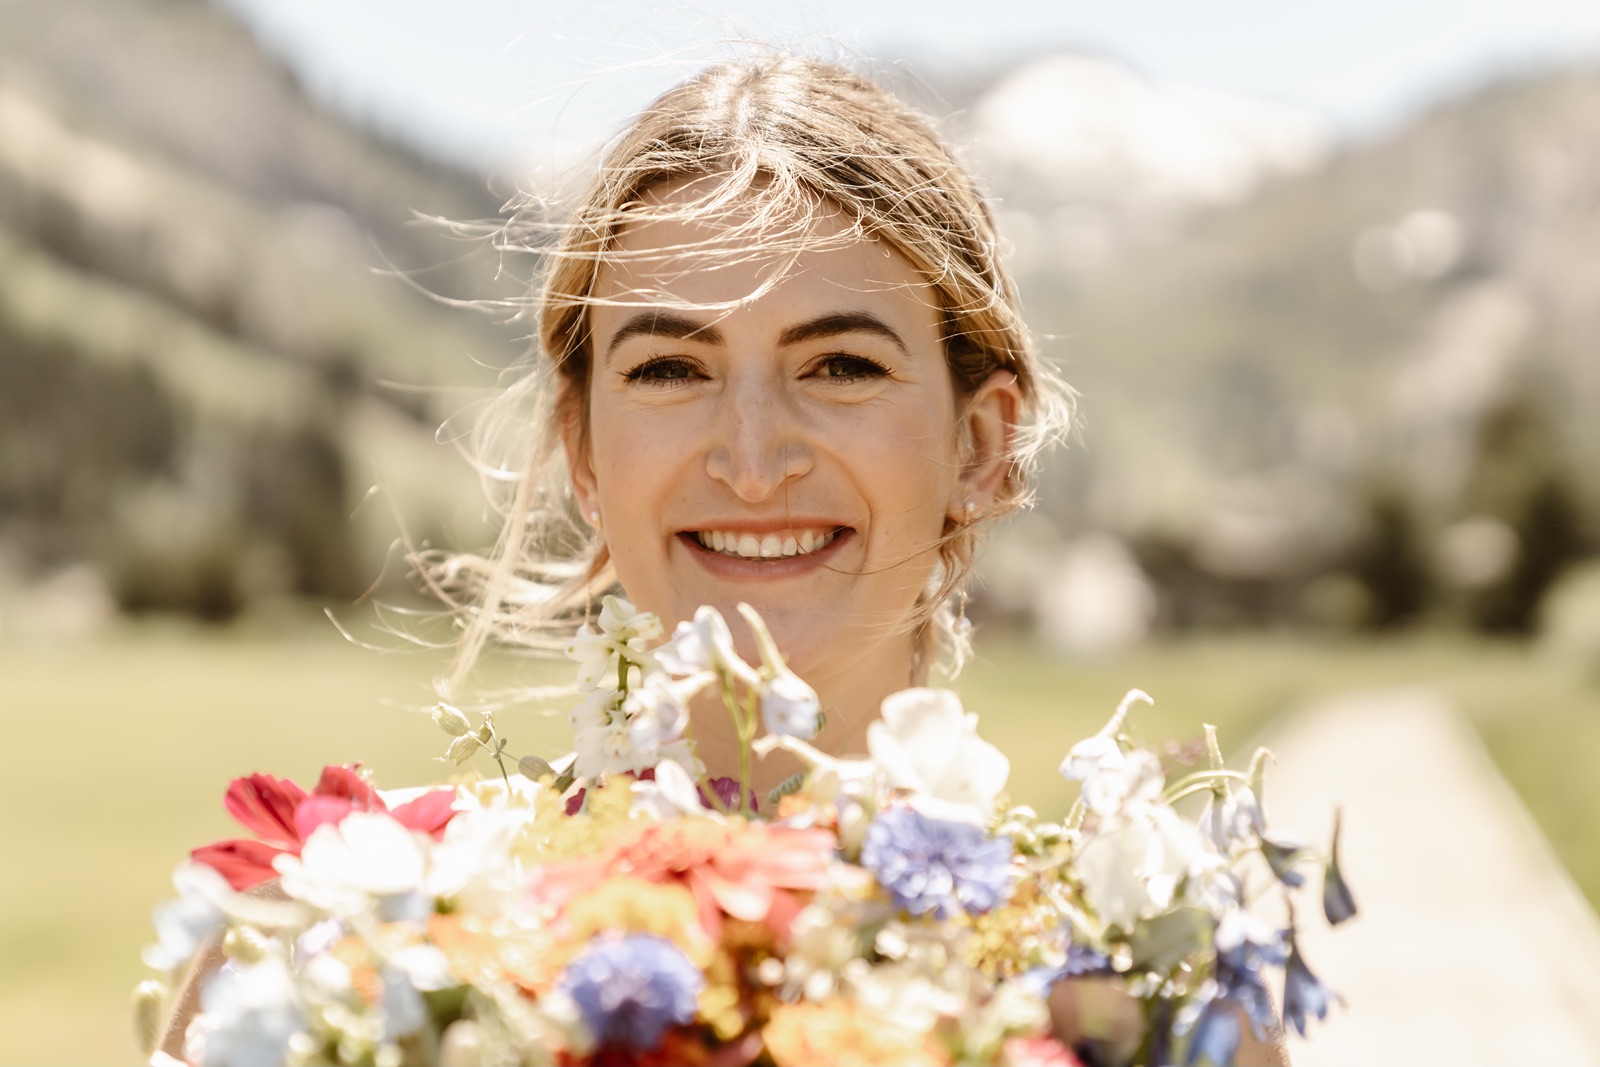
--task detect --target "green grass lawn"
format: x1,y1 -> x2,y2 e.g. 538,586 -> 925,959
2,620 -> 1595,1065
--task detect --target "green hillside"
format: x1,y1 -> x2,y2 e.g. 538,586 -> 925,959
0,0 -> 521,619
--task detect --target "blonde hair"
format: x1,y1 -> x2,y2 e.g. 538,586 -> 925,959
430,53 -> 1073,699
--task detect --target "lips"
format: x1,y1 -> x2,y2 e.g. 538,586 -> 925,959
675,524 -> 854,579
692,527 -> 843,559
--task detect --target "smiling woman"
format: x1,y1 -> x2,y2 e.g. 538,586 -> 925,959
430,53 -> 1074,789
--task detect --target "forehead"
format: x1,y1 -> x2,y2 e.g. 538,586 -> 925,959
590,177 -> 940,321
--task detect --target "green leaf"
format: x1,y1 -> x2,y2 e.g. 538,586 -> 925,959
1129,905 -> 1211,973
766,771 -> 808,805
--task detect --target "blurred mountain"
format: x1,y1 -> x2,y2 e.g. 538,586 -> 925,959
956,54 -> 1330,275
0,0 -> 521,623
982,60 -> 1600,633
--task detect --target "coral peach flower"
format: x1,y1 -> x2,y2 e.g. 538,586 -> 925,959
529,820 -> 835,941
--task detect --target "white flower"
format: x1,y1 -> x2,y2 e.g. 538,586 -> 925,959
734,603 -> 822,739
761,670 -> 822,739
1080,748 -> 1166,817
425,804 -> 530,912
144,862 -> 234,972
274,813 -> 427,921
565,628 -> 616,690
624,670 -> 712,752
569,688 -> 625,779
598,594 -> 663,643
629,758 -> 712,821
1059,733 -> 1126,784
866,688 -> 1009,823
565,595 -> 662,690
193,956 -> 305,1067
656,605 -> 759,687
1200,784 -> 1265,853
1075,803 -> 1216,931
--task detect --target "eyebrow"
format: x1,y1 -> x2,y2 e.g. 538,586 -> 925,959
779,311 -> 908,355
603,309 -> 909,361
604,312 -> 724,360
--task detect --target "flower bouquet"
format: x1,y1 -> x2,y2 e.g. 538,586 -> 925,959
138,599 -> 1356,1067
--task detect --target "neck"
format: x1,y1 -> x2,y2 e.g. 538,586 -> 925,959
687,629 -> 917,800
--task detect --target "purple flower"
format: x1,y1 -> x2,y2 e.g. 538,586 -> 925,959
1322,808 -> 1358,926
1213,914 -> 1288,1041
1260,833 -> 1309,889
860,806 -> 1014,920
1282,938 -> 1333,1037
1185,995 -> 1241,1067
560,934 -> 703,1052
703,776 -> 757,813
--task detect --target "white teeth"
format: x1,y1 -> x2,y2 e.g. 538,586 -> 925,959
693,527 -> 841,559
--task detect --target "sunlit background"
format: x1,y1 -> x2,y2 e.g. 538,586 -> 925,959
4,1 -> 1600,1062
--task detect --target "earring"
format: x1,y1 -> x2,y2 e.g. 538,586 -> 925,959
963,500 -> 977,524
587,510 -> 601,527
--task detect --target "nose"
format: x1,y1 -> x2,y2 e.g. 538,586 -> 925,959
705,373 -> 814,502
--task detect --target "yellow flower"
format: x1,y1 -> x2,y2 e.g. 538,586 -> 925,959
564,877 -> 711,967
763,1000 -> 949,1066
958,882 -> 1058,981
515,779 -> 643,863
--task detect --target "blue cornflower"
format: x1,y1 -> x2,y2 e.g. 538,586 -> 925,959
560,934 -> 703,1052
1282,937 -> 1333,1037
860,806 -> 1014,920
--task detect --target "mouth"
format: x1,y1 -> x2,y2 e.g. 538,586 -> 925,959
688,526 -> 846,560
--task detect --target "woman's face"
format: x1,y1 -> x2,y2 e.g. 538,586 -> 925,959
568,183 -> 972,681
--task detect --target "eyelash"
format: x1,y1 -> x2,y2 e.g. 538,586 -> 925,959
621,357 -> 702,387
810,353 -> 890,381
619,352 -> 891,387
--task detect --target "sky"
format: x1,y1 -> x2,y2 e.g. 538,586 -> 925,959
215,0 -> 1600,173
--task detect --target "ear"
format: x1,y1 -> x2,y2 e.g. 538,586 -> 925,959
556,378 -> 600,524
950,370 -> 1022,520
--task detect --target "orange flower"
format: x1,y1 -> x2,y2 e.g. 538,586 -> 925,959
529,820 -> 835,942
763,1000 -> 948,1066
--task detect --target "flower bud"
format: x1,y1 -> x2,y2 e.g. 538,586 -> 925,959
222,925 -> 271,964
432,703 -> 471,737
518,755 -> 555,781
441,734 -> 480,766
439,1020 -> 484,1067
131,979 -> 167,1056
1322,807 -> 1358,926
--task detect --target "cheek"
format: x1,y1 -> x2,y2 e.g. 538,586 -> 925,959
837,406 -> 959,540
588,401 -> 664,492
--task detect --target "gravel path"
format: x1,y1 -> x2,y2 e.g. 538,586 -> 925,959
1257,687 -> 1600,1065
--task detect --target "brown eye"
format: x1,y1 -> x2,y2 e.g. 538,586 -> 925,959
817,355 -> 888,380
624,357 -> 701,385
